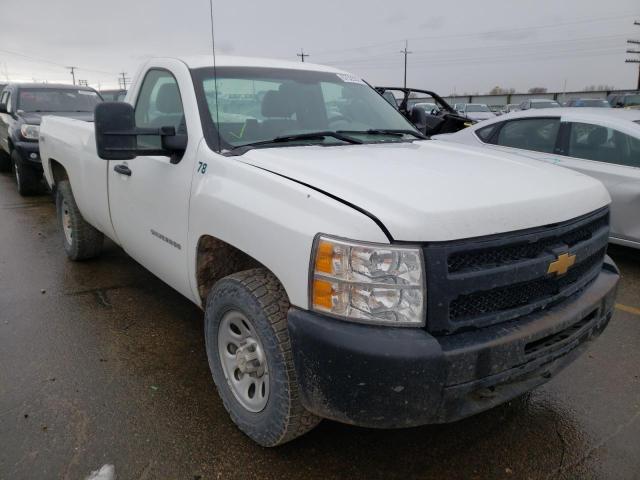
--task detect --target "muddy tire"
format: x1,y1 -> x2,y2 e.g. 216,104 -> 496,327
204,268 -> 320,447
55,180 -> 104,260
12,150 -> 42,196
0,149 -> 10,172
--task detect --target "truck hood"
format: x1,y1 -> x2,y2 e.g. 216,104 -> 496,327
18,111 -> 95,125
238,141 -> 610,242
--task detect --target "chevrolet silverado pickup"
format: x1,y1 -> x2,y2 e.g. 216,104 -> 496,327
39,56 -> 619,447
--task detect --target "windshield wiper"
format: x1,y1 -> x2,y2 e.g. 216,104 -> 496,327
229,131 -> 362,153
337,129 -> 427,139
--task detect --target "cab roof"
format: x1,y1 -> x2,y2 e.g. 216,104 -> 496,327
174,55 -> 350,74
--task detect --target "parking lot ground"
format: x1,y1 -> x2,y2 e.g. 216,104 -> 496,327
1,172 -> 639,480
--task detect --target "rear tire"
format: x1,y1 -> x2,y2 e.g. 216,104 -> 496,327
55,180 -> 104,260
12,150 -> 42,195
0,149 -> 10,172
204,268 -> 320,447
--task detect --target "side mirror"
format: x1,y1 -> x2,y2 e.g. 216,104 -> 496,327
94,102 -> 187,160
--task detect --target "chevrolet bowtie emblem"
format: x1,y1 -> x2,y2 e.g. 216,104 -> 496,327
547,252 -> 576,276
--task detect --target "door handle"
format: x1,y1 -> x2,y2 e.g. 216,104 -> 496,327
114,164 -> 132,176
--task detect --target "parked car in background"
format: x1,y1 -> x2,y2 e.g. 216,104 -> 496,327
433,108 -> 640,249
376,87 -> 474,135
519,99 -> 561,110
99,89 -> 127,102
608,93 -> 640,109
565,98 -> 611,108
457,103 -> 495,121
502,103 -> 520,114
39,55 -> 618,446
489,105 -> 503,116
0,83 -> 102,194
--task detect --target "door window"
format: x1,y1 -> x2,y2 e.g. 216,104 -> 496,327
495,117 -> 560,153
134,69 -> 185,149
567,122 -> 640,168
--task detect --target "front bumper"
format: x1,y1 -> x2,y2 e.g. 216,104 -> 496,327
288,256 -> 619,428
13,141 -> 42,171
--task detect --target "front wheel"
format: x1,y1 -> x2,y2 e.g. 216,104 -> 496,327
204,268 -> 320,447
12,150 -> 42,195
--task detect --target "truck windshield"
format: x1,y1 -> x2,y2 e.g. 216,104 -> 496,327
191,67 -> 420,151
18,88 -> 101,112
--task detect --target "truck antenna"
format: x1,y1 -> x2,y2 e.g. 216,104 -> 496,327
209,0 -> 222,152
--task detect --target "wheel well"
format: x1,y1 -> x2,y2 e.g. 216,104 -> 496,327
49,159 -> 69,186
195,235 -> 267,306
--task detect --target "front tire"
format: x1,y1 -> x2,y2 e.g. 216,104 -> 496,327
12,150 -> 42,196
55,180 -> 104,260
205,268 -> 320,447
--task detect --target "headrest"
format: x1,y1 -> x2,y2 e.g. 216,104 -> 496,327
156,83 -> 182,114
261,86 -> 296,118
586,127 -> 607,147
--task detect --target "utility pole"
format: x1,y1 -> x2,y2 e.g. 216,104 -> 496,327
118,72 -> 130,90
626,21 -> 640,90
66,66 -> 77,85
400,40 -> 412,89
297,48 -> 309,62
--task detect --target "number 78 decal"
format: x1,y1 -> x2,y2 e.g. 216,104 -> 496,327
197,162 -> 208,174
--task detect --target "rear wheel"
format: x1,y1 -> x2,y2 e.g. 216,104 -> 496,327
12,150 -> 42,195
204,268 -> 320,446
55,180 -> 104,260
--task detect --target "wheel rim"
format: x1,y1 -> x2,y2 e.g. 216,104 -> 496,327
61,200 -> 73,245
14,163 -> 20,186
218,310 -> 270,412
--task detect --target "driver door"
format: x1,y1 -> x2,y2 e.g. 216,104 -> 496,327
107,68 -> 194,298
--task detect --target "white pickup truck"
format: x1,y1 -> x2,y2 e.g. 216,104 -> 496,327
39,55 -> 619,447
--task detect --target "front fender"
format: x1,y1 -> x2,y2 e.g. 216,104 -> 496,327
187,148 -> 389,308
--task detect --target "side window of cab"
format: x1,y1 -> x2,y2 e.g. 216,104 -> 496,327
134,69 -> 186,149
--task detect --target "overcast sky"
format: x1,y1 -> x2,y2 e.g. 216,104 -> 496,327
0,0 -> 639,93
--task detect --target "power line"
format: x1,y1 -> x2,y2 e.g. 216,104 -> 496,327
312,12 -> 640,58
324,34 -> 629,65
297,48 -> 309,62
0,48 -> 118,77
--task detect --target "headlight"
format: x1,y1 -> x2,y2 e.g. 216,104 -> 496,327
310,234 -> 425,326
20,124 -> 40,140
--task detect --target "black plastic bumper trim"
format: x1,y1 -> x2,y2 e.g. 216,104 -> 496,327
288,259 -> 618,428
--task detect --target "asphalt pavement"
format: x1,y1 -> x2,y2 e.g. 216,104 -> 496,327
1,172 -> 639,480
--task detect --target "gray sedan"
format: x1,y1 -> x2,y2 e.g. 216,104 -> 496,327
433,108 -> 640,249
